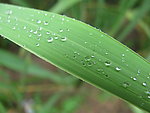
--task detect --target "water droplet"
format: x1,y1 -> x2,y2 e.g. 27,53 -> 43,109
48,37 -> 53,43
37,20 -> 41,24
115,67 -> 121,71
59,29 -> 63,33
73,52 -> 80,59
38,34 -> 42,37
36,43 -> 40,47
87,61 -> 93,66
97,68 -> 103,72
105,61 -> 111,67
122,54 -> 125,57
62,18 -> 65,21
12,26 -> 16,30
142,82 -> 147,87
46,31 -> 50,35
105,52 -> 108,55
6,9 -> 12,15
52,15 -> 55,18
81,60 -> 86,67
39,27 -> 43,31
137,70 -> 140,75
91,55 -> 95,58
131,77 -> 137,81
145,91 -> 150,95
30,29 -> 33,32
104,73 -> 109,78
61,37 -> 67,42
34,31 -> 38,34
44,21 -> 48,25
64,54 -> 68,58
7,20 -> 10,23
85,56 -> 91,61
28,34 -> 32,37
54,36 -> 59,40
122,82 -> 130,88
23,26 -> 27,29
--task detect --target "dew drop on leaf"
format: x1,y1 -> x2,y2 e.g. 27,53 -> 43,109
91,55 -> 95,58
39,27 -> 43,31
61,37 -> 67,42
54,36 -> 59,40
59,29 -> 63,33
37,20 -> 41,24
62,18 -> 65,21
44,21 -> 48,25
115,67 -> 121,71
85,56 -> 91,61
34,31 -> 38,34
6,9 -> 12,15
48,37 -> 53,43
105,61 -> 111,67
38,34 -> 42,37
36,43 -> 40,47
30,29 -> 33,33
142,82 -> 147,87
122,54 -> 125,57
12,26 -> 16,30
23,26 -> 27,29
28,34 -> 32,38
46,31 -> 50,35
131,77 -> 137,81
122,82 -> 130,88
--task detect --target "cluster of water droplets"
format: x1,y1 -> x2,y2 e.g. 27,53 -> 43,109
81,55 -> 96,67
1,9 -> 70,48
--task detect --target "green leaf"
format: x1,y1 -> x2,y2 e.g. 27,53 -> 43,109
0,4 -> 150,112
61,95 -> 83,113
118,0 -> 150,41
0,102 -> 6,113
37,93 -> 62,113
10,0 -> 32,7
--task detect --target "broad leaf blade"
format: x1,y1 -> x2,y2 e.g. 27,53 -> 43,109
0,4 -> 150,112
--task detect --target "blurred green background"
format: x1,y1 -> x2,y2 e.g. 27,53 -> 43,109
0,0 -> 150,113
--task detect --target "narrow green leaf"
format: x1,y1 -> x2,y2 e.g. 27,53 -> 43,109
118,0 -> 150,41
126,11 -> 150,40
37,93 -> 62,113
10,0 -> 32,7
0,102 -> 6,113
0,4 -> 150,112
110,0 -> 138,36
